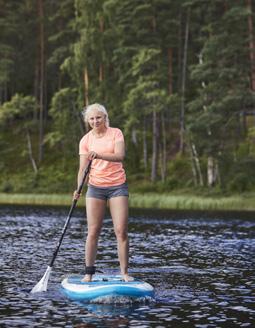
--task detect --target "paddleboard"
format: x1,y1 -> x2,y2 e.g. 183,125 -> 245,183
61,274 -> 154,301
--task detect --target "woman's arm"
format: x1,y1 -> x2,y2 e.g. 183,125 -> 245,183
73,155 -> 90,199
88,141 -> 125,162
77,155 -> 90,188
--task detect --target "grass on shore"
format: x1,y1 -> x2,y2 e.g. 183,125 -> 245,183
0,192 -> 254,211
0,193 -> 75,207
130,193 -> 255,211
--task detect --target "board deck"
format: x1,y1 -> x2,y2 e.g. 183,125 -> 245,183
61,274 -> 154,301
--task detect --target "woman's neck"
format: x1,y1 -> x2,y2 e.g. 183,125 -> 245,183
92,126 -> 108,138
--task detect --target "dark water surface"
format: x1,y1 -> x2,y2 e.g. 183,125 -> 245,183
0,205 -> 254,327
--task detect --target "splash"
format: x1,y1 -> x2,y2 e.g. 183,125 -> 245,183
89,295 -> 155,304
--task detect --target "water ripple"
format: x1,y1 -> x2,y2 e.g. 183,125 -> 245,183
0,206 -> 254,327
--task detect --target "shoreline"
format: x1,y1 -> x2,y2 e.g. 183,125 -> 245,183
0,192 -> 254,212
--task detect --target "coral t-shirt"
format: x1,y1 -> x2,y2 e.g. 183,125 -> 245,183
79,127 -> 126,187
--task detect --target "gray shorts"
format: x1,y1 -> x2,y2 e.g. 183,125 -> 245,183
86,183 -> 129,201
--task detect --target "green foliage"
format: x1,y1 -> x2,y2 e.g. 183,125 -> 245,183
0,94 -> 37,124
248,127 -> 255,155
128,154 -> 195,192
46,87 -> 80,148
0,1 -> 38,97
226,159 -> 255,193
46,0 -> 77,108
0,165 -> 76,194
166,155 -> 194,189
0,0 -> 255,195
186,1 -> 255,193
227,172 -> 254,193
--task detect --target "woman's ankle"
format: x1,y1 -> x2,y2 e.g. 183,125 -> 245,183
82,274 -> 93,282
122,273 -> 134,282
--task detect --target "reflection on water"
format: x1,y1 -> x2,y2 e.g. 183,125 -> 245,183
0,206 -> 255,327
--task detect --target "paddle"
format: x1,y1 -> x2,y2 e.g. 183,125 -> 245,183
31,160 -> 92,293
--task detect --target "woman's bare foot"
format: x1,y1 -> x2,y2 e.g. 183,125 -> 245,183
122,274 -> 134,282
82,274 -> 93,282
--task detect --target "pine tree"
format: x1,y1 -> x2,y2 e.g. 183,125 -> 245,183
188,1 -> 255,187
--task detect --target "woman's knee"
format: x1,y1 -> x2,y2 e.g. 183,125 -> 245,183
87,226 -> 102,240
115,227 -> 128,241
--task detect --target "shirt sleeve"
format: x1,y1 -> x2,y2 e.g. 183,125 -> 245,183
79,134 -> 89,155
114,128 -> 124,143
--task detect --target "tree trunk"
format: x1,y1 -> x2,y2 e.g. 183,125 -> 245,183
72,102 -> 85,136
151,15 -> 159,182
83,67 -> 89,131
191,142 -> 204,186
99,64 -> 104,82
99,16 -> 104,82
84,66 -> 89,107
143,117 -> 148,171
179,7 -> 190,154
131,128 -> 137,145
0,86 -> 4,104
34,58 -> 39,120
38,0 -> 45,163
189,143 -> 198,186
151,110 -> 158,182
177,10 -> 183,92
167,48 -> 173,95
26,130 -> 38,174
207,156 -> 218,187
1,83 -> 7,102
247,0 -> 255,91
160,111 -> 167,182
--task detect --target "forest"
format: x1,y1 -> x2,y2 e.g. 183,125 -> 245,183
0,0 -> 255,195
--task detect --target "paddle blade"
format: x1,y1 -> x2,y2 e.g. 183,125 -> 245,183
31,266 -> 52,293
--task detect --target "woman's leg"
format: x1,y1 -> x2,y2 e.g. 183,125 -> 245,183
83,197 -> 106,281
108,196 -> 133,282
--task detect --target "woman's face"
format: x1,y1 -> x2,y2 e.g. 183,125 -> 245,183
87,109 -> 106,130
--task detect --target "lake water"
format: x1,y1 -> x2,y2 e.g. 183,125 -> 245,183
0,205 -> 255,327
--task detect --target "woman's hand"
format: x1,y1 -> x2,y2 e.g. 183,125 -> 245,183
73,190 -> 81,200
86,151 -> 98,160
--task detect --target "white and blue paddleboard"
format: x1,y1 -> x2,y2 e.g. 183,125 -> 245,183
61,274 -> 154,301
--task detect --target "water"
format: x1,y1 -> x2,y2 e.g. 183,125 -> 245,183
0,205 -> 255,327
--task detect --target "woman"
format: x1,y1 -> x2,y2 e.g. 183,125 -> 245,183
73,103 -> 133,282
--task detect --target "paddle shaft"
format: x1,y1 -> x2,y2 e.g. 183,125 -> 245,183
49,161 -> 92,268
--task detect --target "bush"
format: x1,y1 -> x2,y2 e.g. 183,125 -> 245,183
0,163 -> 77,194
0,180 -> 13,193
166,155 -> 194,188
226,158 -> 255,192
227,172 -> 255,192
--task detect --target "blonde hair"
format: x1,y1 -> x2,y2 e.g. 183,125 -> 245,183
82,103 -> 110,127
